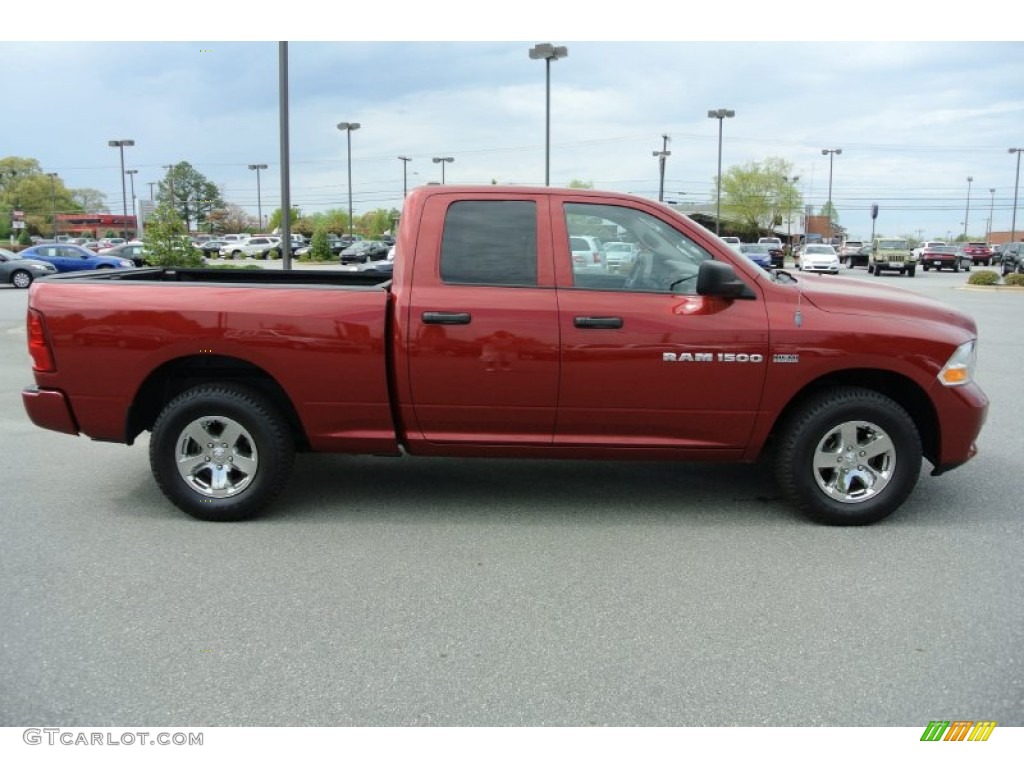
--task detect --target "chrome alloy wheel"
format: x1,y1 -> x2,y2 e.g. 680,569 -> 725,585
174,415 -> 259,498
812,420 -> 895,504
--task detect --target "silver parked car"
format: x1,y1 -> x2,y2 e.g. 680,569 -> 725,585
0,247 -> 58,288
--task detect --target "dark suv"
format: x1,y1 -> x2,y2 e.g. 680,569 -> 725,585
1000,242 -> 1024,276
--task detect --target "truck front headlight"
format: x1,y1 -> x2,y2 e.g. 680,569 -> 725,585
938,340 -> 976,387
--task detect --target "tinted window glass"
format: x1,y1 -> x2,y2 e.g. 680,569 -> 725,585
440,201 -> 537,286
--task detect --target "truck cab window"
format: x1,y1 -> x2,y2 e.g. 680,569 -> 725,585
564,202 -> 710,294
440,200 -> 538,286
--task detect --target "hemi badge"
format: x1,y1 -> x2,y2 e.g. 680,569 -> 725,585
773,354 -> 799,364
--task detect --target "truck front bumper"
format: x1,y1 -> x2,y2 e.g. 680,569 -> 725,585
22,387 -> 80,436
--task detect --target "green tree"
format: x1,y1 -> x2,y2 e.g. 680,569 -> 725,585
0,160 -> 93,236
207,204 -> 256,234
69,188 -> 108,213
819,201 -> 840,229
309,224 -> 332,261
719,157 -> 802,238
143,204 -> 203,267
268,207 -> 302,232
157,162 -> 224,233
567,179 -> 594,189
357,208 -> 400,239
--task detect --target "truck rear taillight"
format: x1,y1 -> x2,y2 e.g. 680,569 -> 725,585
27,309 -> 55,372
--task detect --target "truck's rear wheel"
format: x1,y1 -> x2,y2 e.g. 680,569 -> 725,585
774,387 -> 921,525
150,383 -> 294,521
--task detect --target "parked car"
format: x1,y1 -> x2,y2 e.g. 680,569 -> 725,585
219,236 -> 281,259
838,240 -> 864,264
1000,242 -> 1024,275
962,242 -> 994,266
340,239 -> 390,265
99,241 -> 148,267
198,239 -> 229,256
845,245 -> 872,269
18,244 -> 135,272
602,241 -> 639,272
720,236 -> 741,247
798,244 -> 840,274
0,247 -> 58,288
912,240 -> 947,260
756,237 -> 785,267
569,235 -> 606,272
737,243 -> 773,270
920,245 -> 972,273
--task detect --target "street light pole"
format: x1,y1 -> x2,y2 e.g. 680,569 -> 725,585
988,187 -> 996,241
821,148 -> 842,244
783,175 -> 800,252
963,176 -> 973,239
529,43 -> 568,187
108,139 -> 135,238
46,172 -> 58,240
248,164 -> 268,233
432,157 -> 454,184
707,109 -> 735,235
1011,149 -> 1023,244
337,122 -> 360,238
125,170 -> 138,237
652,134 -> 671,203
398,156 -> 412,198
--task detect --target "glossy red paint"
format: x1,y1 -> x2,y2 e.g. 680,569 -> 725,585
24,185 -> 987,490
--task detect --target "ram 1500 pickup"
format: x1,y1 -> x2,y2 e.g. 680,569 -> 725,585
22,185 -> 988,525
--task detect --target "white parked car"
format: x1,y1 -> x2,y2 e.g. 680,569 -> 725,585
569,235 -> 606,271
219,236 -> 281,259
798,244 -> 840,274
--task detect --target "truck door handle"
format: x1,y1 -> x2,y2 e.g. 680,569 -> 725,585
574,316 -> 623,329
422,311 -> 472,325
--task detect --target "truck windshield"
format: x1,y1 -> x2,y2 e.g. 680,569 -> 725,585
878,240 -> 909,249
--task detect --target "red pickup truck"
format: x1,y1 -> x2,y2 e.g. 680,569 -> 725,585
22,186 -> 988,525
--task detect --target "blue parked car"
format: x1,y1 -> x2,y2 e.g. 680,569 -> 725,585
737,243 -> 774,270
18,244 -> 136,273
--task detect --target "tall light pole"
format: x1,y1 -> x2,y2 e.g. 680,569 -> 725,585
821,148 -> 842,244
708,109 -> 735,234
1011,148 -> 1023,244
433,157 -> 454,184
46,172 -> 58,240
337,122 -> 360,238
398,156 -> 412,198
108,139 -> 135,238
529,43 -> 568,187
652,134 -> 671,203
988,187 -> 996,241
963,176 -> 973,239
783,174 -> 800,251
248,164 -> 268,232
124,170 -> 137,237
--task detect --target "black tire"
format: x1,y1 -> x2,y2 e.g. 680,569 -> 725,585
774,387 -> 922,525
907,265 -> 916,277
923,264 -> 930,272
11,269 -> 33,289
149,383 -> 295,521
952,262 -> 960,273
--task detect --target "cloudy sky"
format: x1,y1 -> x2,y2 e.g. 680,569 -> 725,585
4,6 -> 1021,241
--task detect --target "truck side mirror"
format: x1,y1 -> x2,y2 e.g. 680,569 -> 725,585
697,260 -> 755,299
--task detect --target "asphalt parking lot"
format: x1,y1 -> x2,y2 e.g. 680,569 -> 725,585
0,266 -> 1021,727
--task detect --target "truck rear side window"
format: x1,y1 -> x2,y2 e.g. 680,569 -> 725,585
440,201 -> 538,287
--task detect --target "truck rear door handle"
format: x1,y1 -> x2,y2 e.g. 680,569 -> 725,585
574,316 -> 623,329
422,311 -> 472,325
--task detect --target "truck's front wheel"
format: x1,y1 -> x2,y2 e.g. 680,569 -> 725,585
774,387 -> 922,525
150,383 -> 295,521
